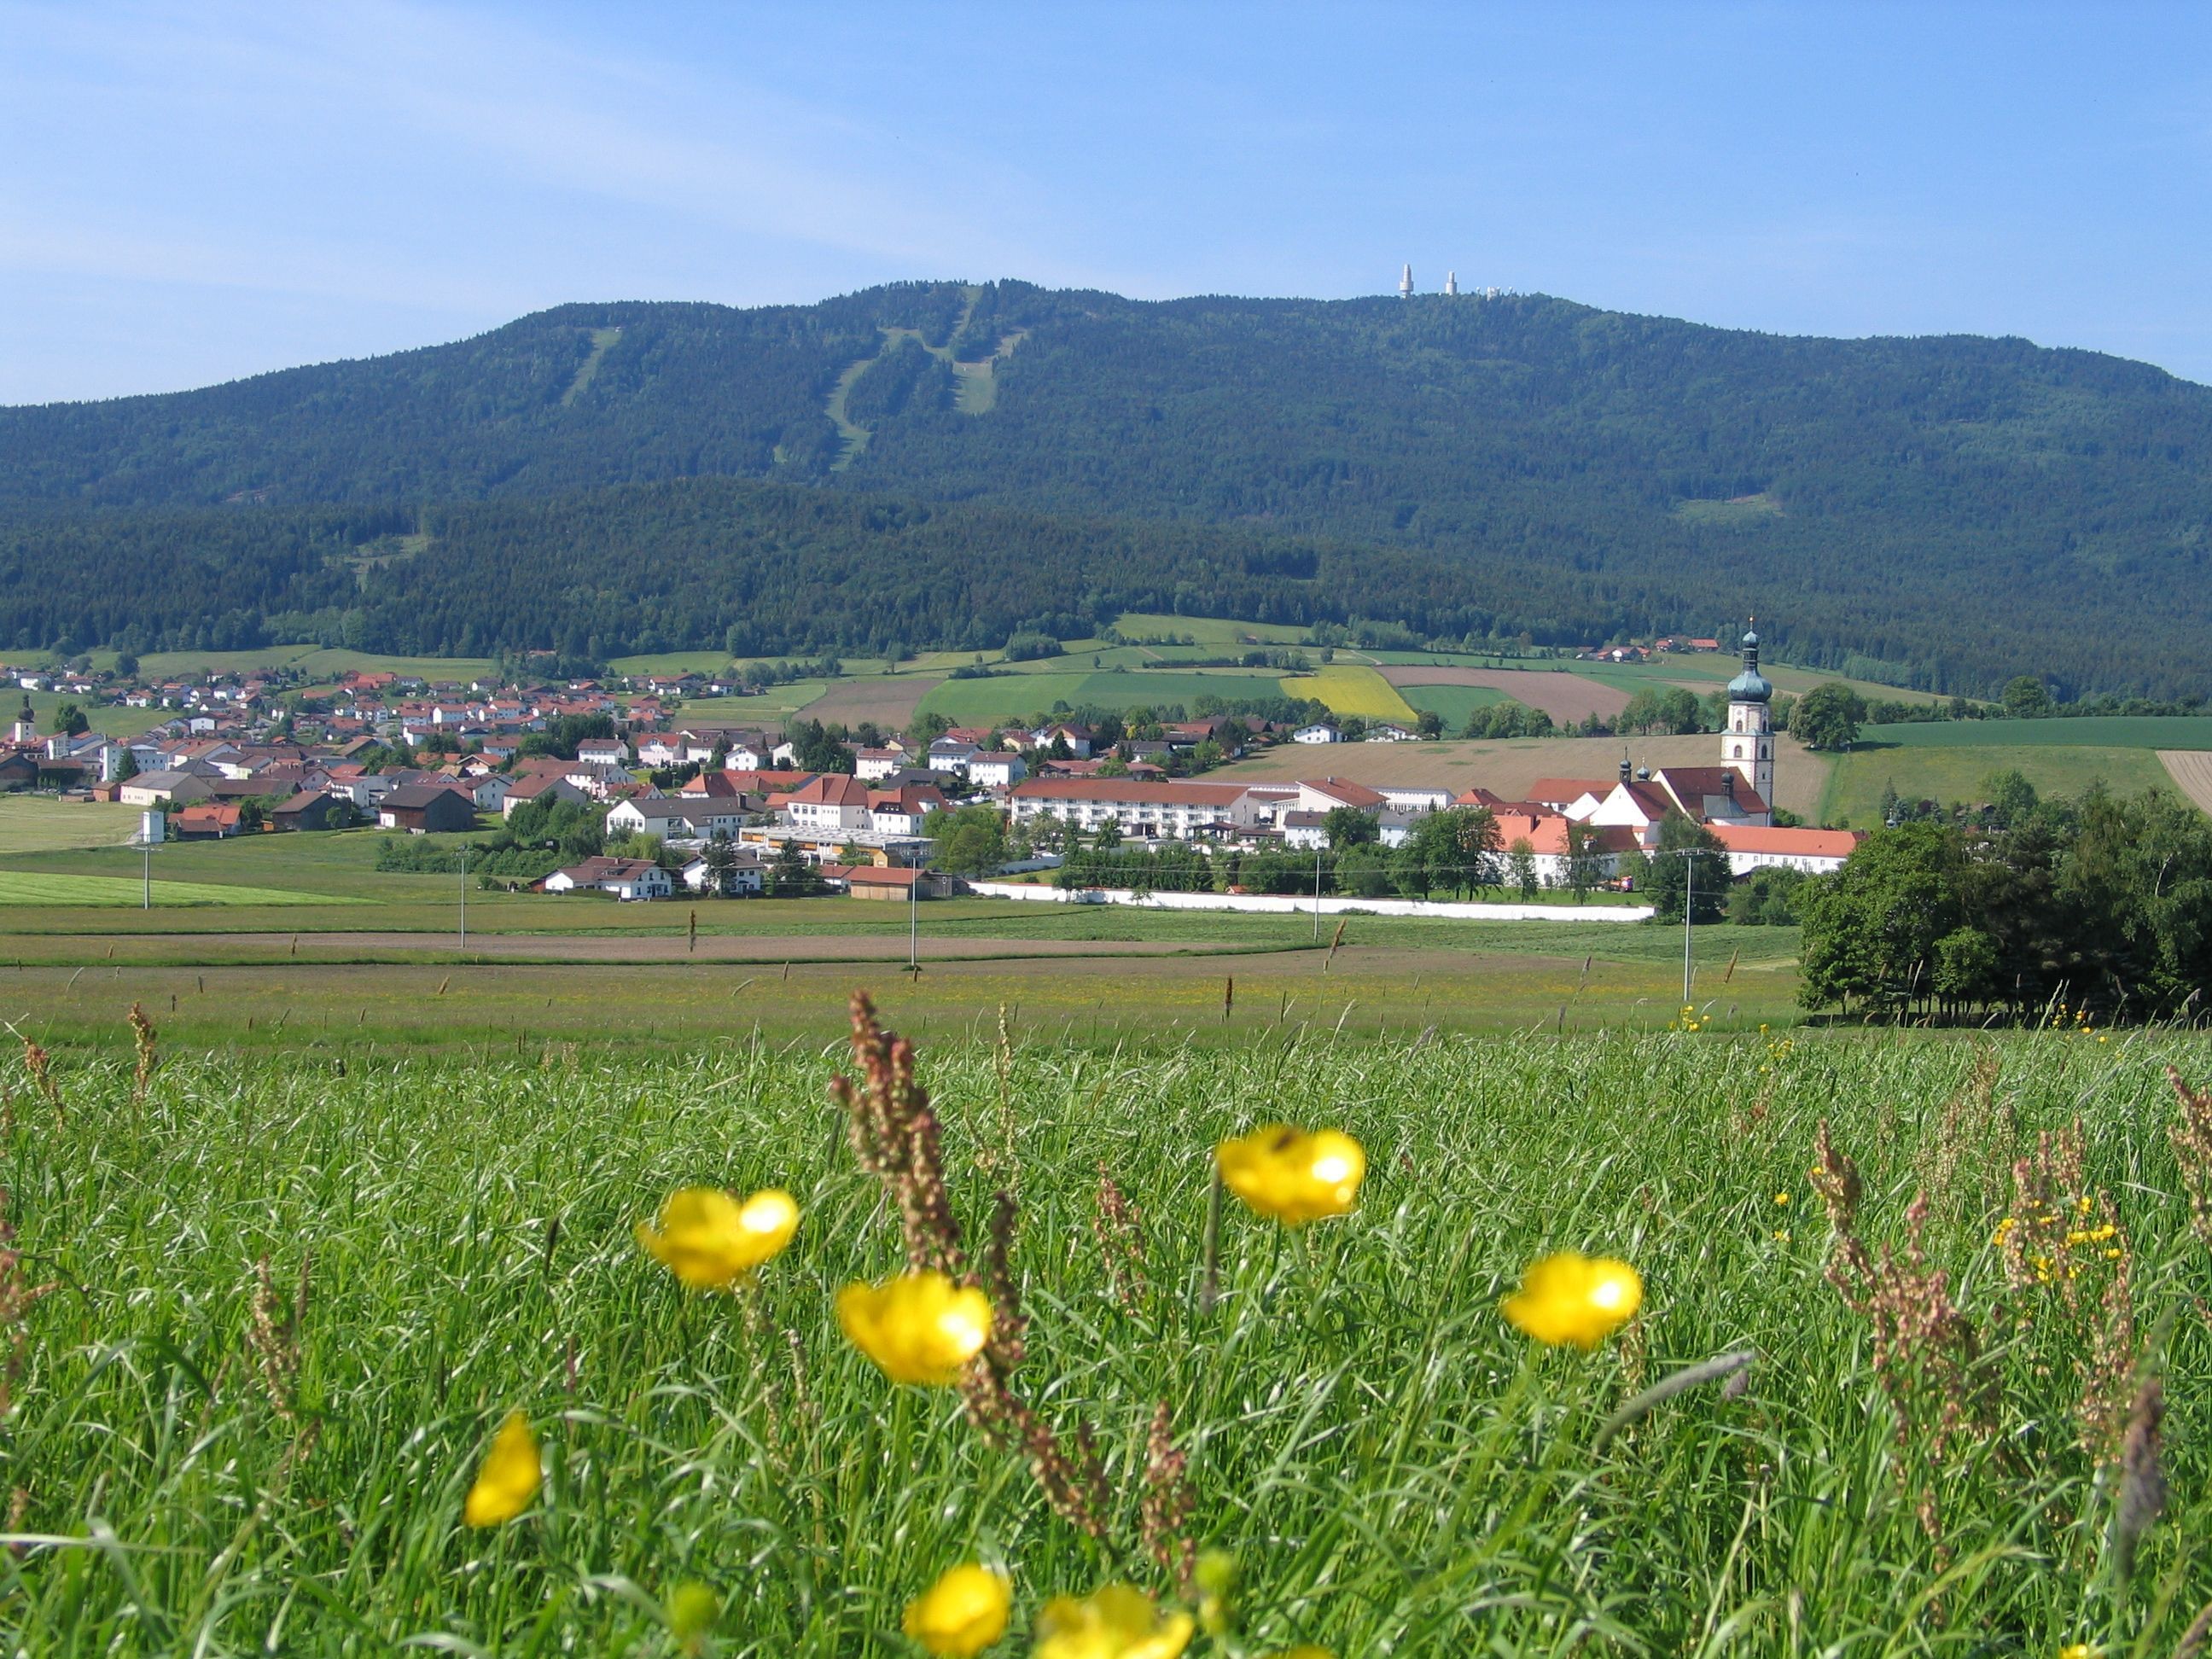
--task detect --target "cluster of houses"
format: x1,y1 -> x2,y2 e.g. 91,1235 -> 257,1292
1,631 -> 1862,899
1004,759 -> 1859,883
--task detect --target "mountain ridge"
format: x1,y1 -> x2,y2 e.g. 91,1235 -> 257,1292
3,280 -> 2208,697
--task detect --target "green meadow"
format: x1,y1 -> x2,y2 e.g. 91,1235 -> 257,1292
1394,681 -> 1514,725
1866,716 -> 2212,750
1820,742 -> 2176,829
3,1016 -> 2207,1651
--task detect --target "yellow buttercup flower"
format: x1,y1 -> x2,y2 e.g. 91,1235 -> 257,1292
904,1563 -> 1012,1656
1033,1584 -> 1194,1659
463,1408 -> 541,1527
636,1186 -> 799,1289
1501,1252 -> 1644,1348
1216,1125 -> 1365,1225
837,1271 -> 992,1385
2058,1645 -> 2098,1659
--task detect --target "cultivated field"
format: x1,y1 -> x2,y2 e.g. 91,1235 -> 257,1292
1217,731 -> 1832,819
1278,665 -> 1418,722
798,673 -> 945,731
1379,665 -> 1632,724
4,1016 -> 2207,1651
2162,750 -> 2212,814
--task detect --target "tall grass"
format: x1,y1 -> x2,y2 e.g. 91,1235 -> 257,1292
2,1014 -> 2208,1652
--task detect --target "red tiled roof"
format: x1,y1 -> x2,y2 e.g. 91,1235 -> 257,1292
1302,777 -> 1387,809
1010,779 -> 1250,806
787,773 -> 869,807
1708,824 -> 1862,859
1654,766 -> 1770,817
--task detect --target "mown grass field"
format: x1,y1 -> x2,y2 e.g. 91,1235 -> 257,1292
1394,681 -> 1515,726
1867,716 -> 2212,751
0,798 -> 139,855
1820,742 -> 2174,829
3,1018 -> 2207,1652
916,670 -> 1288,726
0,870 -> 356,907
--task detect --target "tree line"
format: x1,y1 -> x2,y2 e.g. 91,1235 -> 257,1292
1797,783 -> 2212,1023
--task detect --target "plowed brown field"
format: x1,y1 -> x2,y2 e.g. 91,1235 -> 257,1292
1378,667 -> 1630,725
2159,750 -> 2212,813
799,675 -> 943,729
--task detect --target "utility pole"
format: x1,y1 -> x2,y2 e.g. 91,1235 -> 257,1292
909,859 -> 919,975
141,835 -> 151,911
1313,843 -> 1323,941
458,844 -> 468,950
1682,848 -> 1695,1007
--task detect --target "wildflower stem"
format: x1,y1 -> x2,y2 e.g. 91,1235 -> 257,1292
1592,1349 -> 1755,1453
1198,1167 -> 1223,1315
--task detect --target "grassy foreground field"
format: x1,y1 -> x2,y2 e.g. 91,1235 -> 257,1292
3,1016 -> 2208,1651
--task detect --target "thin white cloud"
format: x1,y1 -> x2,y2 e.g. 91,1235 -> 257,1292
0,0 -> 1069,306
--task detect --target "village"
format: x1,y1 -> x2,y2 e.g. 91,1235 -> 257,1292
0,632 -> 1859,908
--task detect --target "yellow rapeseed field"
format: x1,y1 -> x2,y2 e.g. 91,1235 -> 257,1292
1278,665 -> 1419,723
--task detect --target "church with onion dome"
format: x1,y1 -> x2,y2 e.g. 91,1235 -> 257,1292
1721,626 -> 1776,807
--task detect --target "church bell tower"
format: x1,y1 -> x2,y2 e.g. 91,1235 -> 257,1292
1723,625 -> 1774,807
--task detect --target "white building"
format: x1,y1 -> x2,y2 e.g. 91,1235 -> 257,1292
605,797 -> 748,841
1709,824 -> 1862,876
544,856 -> 674,900
966,753 -> 1027,789
782,774 -> 871,835
1008,779 -> 1263,841
1290,723 -> 1341,744
678,848 -> 767,895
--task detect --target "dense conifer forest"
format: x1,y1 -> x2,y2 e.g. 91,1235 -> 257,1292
4,281 -> 2208,695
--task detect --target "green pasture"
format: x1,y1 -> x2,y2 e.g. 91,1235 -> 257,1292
676,683 -> 835,721
608,651 -> 732,676
1394,682 -> 1513,725
917,669 -> 1289,725
3,691 -> 168,742
0,797 -> 141,854
1111,611 -> 1310,643
1820,741 -> 2173,827
0,870 -> 350,907
1569,655 -> 1953,706
3,1022 -> 2206,1650
99,645 -> 501,684
1864,715 -> 2212,750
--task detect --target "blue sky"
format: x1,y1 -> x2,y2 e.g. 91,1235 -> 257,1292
4,1 -> 2209,404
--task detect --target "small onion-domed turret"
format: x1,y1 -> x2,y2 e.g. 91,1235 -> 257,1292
1726,627 -> 1773,705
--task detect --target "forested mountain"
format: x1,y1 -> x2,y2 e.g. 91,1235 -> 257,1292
5,281 -> 2209,696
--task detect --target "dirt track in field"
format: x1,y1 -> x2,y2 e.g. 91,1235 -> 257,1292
66,931 -> 1210,963
1378,667 -> 1631,724
2159,751 -> 2212,814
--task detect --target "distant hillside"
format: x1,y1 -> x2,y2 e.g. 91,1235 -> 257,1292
4,281 -> 2209,696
